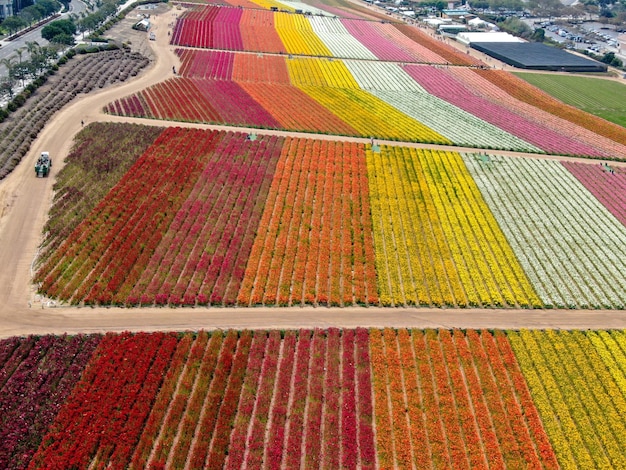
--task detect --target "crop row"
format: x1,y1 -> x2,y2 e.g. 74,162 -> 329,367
509,330 -> 626,468
369,328 -> 559,468
0,335 -> 101,470
28,329 -> 377,468
40,123 -> 163,262
36,129 -> 283,306
475,69 -> 626,149
9,329 -> 625,468
447,67 -> 626,157
562,161 -> 626,227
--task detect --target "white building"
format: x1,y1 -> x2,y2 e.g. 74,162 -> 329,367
456,31 -> 525,46
0,0 -> 14,20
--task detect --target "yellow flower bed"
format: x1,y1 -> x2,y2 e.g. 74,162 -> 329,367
367,147 -> 533,307
508,330 -> 587,469
432,151 -> 540,308
275,13 -> 332,56
509,330 -> 626,469
588,331 -> 626,395
287,57 -> 360,89
298,86 -> 449,143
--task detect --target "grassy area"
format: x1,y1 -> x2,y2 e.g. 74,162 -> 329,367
513,72 -> 626,128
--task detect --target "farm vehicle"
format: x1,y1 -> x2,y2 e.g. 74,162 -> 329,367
35,152 -> 52,177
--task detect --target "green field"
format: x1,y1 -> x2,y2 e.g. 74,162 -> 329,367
514,72 -> 626,128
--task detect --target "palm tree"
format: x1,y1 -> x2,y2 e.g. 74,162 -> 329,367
0,58 -> 17,100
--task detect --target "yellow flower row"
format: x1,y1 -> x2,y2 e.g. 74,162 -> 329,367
508,330 -> 588,469
250,0 -> 294,11
286,57 -> 360,89
587,331 -> 626,396
275,13 -> 332,56
435,151 -> 541,307
547,330 -> 626,468
509,330 -> 626,469
367,147 -> 460,306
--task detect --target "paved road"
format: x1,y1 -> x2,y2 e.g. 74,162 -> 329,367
0,0 -> 90,77
1,7 -> 626,339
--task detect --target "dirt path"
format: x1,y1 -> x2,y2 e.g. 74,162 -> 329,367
1,5 -> 626,338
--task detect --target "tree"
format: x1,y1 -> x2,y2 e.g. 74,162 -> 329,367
37,0 -> 60,16
498,17 -> 533,38
529,0 -> 562,18
531,27 -> 546,42
49,32 -> 74,45
25,41 -> 53,75
41,19 -> 76,41
1,16 -> 27,34
19,5 -> 43,25
601,51 -> 624,66
0,57 -> 17,100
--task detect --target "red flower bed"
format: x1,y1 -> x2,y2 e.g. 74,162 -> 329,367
238,138 -> 377,306
0,335 -> 100,470
188,78 -> 281,127
171,5 -> 221,48
4,329 -> 563,468
38,127 -> 212,304
28,332 -> 178,469
37,129 -> 283,306
177,49 -> 235,80
563,161 -> 626,226
134,132 -> 282,306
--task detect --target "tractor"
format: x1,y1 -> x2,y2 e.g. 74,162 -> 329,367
35,152 -> 51,177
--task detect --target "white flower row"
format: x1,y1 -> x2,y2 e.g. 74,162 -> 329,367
343,60 -> 425,93
308,17 -> 378,60
371,90 -> 540,152
464,154 -> 626,309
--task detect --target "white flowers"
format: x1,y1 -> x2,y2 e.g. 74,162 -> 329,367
464,154 -> 626,309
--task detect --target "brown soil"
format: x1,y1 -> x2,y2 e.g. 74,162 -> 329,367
1,4 -> 626,339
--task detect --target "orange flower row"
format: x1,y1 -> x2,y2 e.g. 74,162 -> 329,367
239,138 -> 377,306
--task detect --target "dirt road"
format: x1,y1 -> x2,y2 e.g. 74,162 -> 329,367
1,6 -> 625,338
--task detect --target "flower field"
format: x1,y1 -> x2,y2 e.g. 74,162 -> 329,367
36,128 -> 284,306
367,147 -> 540,308
0,334 -> 101,470
3,329 -> 625,469
41,123 -> 163,260
105,43 -> 626,156
170,5 -> 473,64
563,161 -> 626,227
36,125 -> 626,308
464,154 -> 626,309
